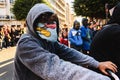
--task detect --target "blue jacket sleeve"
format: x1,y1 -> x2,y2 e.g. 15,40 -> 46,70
81,27 -> 87,38
68,29 -> 77,44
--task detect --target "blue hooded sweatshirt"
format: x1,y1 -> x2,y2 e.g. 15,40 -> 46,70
68,21 -> 83,46
81,18 -> 92,50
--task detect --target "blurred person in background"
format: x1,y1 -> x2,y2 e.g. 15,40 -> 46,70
81,18 -> 92,54
0,25 -> 4,50
2,25 -> 11,48
59,27 -> 68,46
68,20 -> 83,51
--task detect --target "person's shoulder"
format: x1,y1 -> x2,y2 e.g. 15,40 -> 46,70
80,26 -> 84,28
19,34 -> 38,43
103,23 -> 120,28
96,24 -> 120,36
102,24 -> 120,32
20,34 -> 31,39
80,26 -> 85,30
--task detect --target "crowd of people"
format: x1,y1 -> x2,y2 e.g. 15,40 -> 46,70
59,18 -> 102,55
58,2 -> 120,79
0,24 -> 25,50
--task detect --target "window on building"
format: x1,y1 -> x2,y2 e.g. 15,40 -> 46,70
0,0 -> 5,2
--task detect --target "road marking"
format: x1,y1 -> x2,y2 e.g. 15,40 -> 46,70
0,60 -> 14,68
0,71 -> 7,77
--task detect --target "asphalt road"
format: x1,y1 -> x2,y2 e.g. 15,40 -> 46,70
0,47 -> 16,80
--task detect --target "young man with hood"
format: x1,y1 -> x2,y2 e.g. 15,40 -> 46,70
90,2 -> 120,78
14,3 -> 117,80
68,20 -> 83,51
81,18 -> 92,54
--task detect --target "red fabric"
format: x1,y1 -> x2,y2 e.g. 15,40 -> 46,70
59,37 -> 68,46
45,23 -> 56,29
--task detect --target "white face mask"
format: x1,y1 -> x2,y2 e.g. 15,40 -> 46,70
36,22 -> 58,42
109,7 -> 115,16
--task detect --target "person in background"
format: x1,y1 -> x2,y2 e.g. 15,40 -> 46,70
3,25 -> 11,48
89,21 -> 98,39
0,25 -> 4,50
10,25 -> 16,46
90,2 -> 120,78
14,3 -> 117,80
68,20 -> 83,51
59,28 -> 68,46
14,25 -> 22,44
81,18 -> 92,54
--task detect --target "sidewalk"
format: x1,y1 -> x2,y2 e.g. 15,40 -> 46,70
0,47 -> 16,62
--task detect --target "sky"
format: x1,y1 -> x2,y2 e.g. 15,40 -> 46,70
65,0 -> 74,5
65,0 -> 83,23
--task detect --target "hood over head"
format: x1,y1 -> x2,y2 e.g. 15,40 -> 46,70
108,2 -> 120,25
82,18 -> 88,27
73,20 -> 80,30
26,3 -> 59,38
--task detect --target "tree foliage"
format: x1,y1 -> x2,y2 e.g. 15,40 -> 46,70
12,0 -> 50,20
73,0 -> 119,19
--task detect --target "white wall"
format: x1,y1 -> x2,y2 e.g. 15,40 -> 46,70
0,8 -> 6,15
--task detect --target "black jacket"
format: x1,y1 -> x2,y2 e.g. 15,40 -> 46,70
90,24 -> 120,78
90,3 -> 120,78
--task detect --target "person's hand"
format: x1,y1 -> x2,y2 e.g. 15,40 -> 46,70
98,61 -> 117,75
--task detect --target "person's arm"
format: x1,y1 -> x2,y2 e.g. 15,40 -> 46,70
81,27 -> 87,38
17,38 -> 111,80
55,42 -> 99,68
55,42 -> 117,75
81,27 -> 89,41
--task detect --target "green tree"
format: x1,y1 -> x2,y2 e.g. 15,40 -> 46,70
73,0 -> 119,19
12,0 -> 50,20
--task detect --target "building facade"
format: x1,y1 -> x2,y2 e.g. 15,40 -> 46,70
47,0 -> 75,29
0,0 -> 75,28
0,0 -> 15,20
0,0 -> 24,26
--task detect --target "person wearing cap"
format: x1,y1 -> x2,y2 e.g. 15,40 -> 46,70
13,3 -> 117,80
90,2 -> 120,78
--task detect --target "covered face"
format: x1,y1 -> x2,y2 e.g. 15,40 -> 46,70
26,3 -> 59,42
73,20 -> 80,30
36,13 -> 58,42
82,18 -> 88,27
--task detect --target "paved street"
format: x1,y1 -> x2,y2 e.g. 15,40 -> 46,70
0,47 -> 16,80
